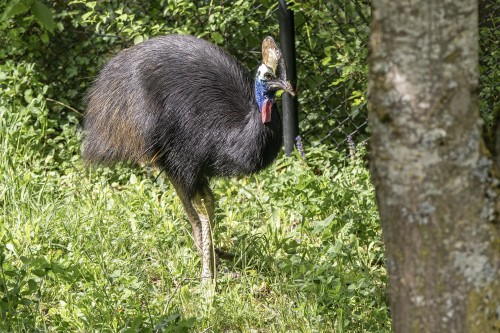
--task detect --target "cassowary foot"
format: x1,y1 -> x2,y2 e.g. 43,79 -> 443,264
214,250 -> 240,280
215,248 -> 235,260
217,265 -> 241,280
200,249 -> 232,281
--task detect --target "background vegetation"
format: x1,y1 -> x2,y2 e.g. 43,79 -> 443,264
0,0 -> 497,332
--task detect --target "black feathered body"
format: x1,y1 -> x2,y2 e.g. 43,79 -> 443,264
84,35 -> 282,198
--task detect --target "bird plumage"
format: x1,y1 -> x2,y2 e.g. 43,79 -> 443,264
83,34 -> 293,280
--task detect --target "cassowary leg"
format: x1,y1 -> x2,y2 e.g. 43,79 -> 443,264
171,182 -> 203,256
172,180 -> 231,280
192,185 -> 216,281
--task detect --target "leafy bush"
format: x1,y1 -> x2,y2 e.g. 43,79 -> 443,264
479,0 -> 500,134
291,1 -> 370,145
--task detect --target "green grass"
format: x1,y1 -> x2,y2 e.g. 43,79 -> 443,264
0,62 -> 390,332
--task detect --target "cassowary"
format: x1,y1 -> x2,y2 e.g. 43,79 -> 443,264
83,34 -> 294,281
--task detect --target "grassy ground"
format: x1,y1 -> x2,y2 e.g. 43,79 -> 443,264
0,62 -> 390,332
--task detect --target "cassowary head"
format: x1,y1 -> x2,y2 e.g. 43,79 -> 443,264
255,37 -> 295,124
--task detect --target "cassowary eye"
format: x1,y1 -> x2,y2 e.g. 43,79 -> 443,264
264,73 -> 273,80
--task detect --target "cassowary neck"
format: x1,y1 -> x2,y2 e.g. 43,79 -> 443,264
255,77 -> 278,124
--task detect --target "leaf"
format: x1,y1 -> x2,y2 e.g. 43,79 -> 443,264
24,88 -> 33,103
51,263 -> 67,276
26,279 -> 38,294
312,213 -> 336,233
32,269 -> 47,277
5,243 -> 16,255
20,256 -> 29,263
295,179 -> 313,191
4,270 -> 18,277
31,256 -> 51,269
85,1 -> 96,9
133,35 -> 143,45
40,32 -> 49,44
81,11 -> 93,21
1,1 -> 30,21
154,313 -> 180,330
211,31 -> 224,44
31,0 -> 55,32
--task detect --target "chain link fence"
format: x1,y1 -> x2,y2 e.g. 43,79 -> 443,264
16,0 -> 500,155
291,1 -> 370,153
479,0 -> 500,132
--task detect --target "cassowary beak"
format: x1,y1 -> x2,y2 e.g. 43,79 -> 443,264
268,79 -> 295,96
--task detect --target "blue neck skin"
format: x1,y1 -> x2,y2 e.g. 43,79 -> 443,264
255,78 -> 276,112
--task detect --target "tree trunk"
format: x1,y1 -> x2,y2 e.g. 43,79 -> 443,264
368,0 -> 500,332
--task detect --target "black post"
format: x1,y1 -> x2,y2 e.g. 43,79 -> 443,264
278,0 -> 299,156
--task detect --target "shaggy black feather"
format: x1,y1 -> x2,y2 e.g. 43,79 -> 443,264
83,35 -> 283,199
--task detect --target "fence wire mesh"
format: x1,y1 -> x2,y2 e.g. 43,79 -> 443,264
12,0 -> 499,154
292,1 -> 370,152
479,0 -> 500,133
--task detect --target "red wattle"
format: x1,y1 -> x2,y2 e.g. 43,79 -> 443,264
261,99 -> 273,124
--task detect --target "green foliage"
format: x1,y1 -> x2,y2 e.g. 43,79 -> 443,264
479,0 -> 500,133
291,1 -> 370,145
1,0 -> 55,32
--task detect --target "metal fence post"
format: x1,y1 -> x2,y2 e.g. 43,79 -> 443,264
278,0 -> 299,156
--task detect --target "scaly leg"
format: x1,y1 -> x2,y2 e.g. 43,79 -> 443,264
193,185 -> 235,261
192,185 -> 216,281
171,181 -> 203,255
172,180 -> 231,281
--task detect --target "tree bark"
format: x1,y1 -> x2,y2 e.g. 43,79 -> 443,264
368,0 -> 500,332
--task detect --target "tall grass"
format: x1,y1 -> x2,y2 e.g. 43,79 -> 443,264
0,62 -> 390,332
